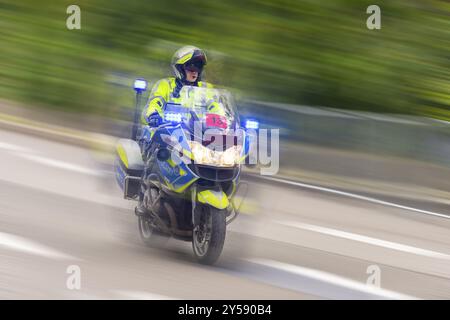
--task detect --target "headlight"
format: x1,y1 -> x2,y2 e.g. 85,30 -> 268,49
188,141 -> 242,167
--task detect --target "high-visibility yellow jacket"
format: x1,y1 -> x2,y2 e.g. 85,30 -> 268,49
141,77 -> 220,125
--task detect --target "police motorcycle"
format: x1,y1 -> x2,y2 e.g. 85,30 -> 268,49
114,79 -> 258,265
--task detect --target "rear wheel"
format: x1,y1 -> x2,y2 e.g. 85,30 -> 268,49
138,216 -> 169,248
192,207 -> 226,265
138,186 -> 168,248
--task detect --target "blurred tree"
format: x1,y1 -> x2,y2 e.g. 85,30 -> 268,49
0,0 -> 448,119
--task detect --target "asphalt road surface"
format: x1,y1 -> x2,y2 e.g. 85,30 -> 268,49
0,128 -> 449,299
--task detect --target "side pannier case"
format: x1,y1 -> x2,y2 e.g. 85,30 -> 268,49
114,139 -> 144,199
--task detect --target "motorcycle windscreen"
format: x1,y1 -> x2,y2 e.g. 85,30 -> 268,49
173,86 -> 240,129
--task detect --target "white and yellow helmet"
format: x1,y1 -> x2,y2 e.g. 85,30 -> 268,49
171,46 -> 207,81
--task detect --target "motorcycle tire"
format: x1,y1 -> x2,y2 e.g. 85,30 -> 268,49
138,216 -> 169,248
192,207 -> 226,265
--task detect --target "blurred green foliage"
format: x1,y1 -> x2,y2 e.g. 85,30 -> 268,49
0,0 -> 449,119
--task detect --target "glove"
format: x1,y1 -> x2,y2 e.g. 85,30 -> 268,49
147,112 -> 163,127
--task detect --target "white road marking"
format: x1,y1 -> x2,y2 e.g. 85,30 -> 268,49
0,174 -> 134,211
17,153 -> 101,176
245,258 -> 418,300
277,220 -> 450,260
0,232 -> 79,261
431,118 -> 450,126
0,142 -> 32,153
259,176 -> 450,220
112,290 -> 177,300
0,139 -> 101,176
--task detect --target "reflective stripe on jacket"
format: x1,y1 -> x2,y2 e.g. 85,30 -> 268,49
141,77 -> 214,125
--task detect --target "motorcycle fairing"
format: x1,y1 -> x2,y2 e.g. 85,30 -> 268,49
155,125 -> 199,193
197,189 -> 229,210
158,157 -> 198,193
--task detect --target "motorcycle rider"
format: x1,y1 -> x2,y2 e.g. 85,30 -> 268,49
136,46 -> 223,217
141,45 -> 223,127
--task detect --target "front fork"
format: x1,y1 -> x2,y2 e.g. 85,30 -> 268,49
190,182 -> 249,227
191,185 -> 198,228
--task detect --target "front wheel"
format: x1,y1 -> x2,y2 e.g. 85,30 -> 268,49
192,207 -> 226,265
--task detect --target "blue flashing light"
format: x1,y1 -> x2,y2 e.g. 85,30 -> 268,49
245,119 -> 259,130
133,79 -> 148,91
165,112 -> 183,123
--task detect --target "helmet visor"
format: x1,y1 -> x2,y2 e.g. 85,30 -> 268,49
184,60 -> 204,73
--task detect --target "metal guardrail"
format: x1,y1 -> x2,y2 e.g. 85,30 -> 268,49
239,100 -> 450,169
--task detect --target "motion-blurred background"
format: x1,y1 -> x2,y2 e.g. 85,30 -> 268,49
1,0 -> 449,202
0,0 -> 449,299
1,0 -> 449,117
